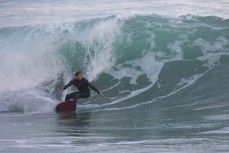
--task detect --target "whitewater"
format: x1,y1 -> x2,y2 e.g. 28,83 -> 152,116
0,0 -> 229,153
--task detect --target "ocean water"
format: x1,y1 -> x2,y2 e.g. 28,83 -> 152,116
0,0 -> 229,152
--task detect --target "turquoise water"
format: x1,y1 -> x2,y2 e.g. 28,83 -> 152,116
0,0 -> 229,152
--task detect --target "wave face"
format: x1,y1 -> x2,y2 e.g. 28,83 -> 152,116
0,15 -> 228,114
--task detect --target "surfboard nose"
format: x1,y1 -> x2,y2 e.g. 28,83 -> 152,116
55,101 -> 76,112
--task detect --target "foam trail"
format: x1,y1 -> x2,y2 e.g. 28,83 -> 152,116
0,89 -> 56,113
92,73 -> 205,112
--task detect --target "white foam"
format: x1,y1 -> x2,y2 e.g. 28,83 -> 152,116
92,73 -> 205,112
205,114 -> 229,121
193,36 -> 229,67
0,89 -> 56,113
1,0 -> 229,27
103,81 -> 121,91
110,52 -> 164,84
83,18 -> 123,81
0,33 -> 64,91
200,127 -> 229,134
164,32 -> 191,61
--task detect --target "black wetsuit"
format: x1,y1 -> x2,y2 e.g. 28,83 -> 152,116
63,78 -> 100,102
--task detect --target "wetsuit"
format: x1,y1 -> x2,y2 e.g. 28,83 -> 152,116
63,78 -> 100,102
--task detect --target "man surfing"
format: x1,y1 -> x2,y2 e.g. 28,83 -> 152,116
60,71 -> 104,103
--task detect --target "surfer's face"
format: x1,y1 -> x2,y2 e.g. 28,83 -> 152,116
76,74 -> 83,80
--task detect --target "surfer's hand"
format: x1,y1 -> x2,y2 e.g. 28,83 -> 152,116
99,92 -> 105,97
59,87 -> 64,93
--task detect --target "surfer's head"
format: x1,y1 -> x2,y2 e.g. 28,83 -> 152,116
75,71 -> 83,80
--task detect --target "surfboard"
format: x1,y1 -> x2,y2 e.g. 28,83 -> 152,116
55,101 -> 76,112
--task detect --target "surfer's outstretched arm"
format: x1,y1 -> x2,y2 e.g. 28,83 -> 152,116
88,83 -> 105,97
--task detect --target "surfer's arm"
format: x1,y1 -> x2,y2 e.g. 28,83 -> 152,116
88,83 -> 100,93
60,80 -> 73,93
63,80 -> 73,90
88,82 -> 105,97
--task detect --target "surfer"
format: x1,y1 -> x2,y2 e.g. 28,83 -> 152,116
60,71 -> 104,103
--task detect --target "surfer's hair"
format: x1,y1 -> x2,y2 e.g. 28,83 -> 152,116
75,71 -> 82,76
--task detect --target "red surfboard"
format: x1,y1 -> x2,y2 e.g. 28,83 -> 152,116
56,101 -> 76,112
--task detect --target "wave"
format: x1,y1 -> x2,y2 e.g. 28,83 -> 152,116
0,14 -> 228,114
